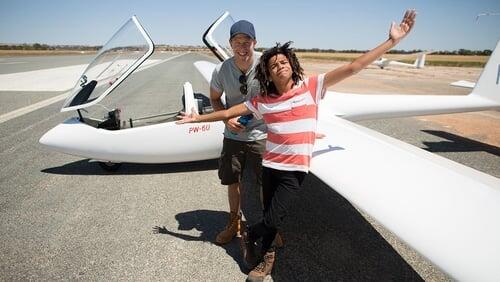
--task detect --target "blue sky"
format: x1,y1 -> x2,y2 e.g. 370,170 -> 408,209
0,0 -> 499,51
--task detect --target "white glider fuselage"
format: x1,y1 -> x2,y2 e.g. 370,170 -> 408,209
40,117 -> 224,163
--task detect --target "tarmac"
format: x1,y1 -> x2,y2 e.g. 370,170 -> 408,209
0,52 -> 498,281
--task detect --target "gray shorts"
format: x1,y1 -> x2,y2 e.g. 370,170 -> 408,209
218,138 -> 265,185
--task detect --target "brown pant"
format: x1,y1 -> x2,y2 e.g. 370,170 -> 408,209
218,138 -> 265,185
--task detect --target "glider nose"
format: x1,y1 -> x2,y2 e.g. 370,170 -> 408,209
39,126 -> 60,149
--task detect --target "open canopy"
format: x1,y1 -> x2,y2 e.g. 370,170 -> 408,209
202,11 -> 235,62
61,16 -> 154,112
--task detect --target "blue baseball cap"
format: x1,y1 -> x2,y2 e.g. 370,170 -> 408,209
230,20 -> 256,40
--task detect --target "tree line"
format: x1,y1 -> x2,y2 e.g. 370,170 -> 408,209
0,43 -> 492,56
288,48 -> 492,56
0,43 -> 101,51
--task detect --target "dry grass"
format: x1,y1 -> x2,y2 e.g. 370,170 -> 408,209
0,49 -> 489,67
297,52 -> 361,62
296,52 -> 489,67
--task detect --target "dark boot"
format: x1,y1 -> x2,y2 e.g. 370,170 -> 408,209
240,228 -> 258,270
273,232 -> 284,248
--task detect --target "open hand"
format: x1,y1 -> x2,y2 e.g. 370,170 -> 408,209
390,9 -> 416,44
225,117 -> 245,133
176,107 -> 198,124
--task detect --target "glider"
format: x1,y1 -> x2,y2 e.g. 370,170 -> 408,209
371,51 -> 430,69
39,12 -> 500,281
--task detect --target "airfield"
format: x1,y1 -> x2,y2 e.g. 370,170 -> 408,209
0,52 -> 498,281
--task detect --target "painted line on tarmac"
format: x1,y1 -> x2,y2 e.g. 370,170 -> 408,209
0,62 -> 26,65
0,92 -> 69,124
0,52 -> 189,124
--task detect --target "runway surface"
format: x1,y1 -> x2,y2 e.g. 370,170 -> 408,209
0,52 -> 498,281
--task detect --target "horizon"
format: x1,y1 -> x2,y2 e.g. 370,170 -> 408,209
0,42 -> 495,53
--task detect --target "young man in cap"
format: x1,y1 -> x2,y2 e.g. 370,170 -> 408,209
209,20 -> 267,245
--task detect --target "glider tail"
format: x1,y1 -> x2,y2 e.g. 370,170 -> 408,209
414,52 -> 426,69
471,40 -> 500,103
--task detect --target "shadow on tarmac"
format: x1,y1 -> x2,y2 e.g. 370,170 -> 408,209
155,174 -> 423,281
270,174 -> 423,281
422,130 -> 500,156
41,159 -> 218,175
153,210 -> 248,273
152,167 -> 267,274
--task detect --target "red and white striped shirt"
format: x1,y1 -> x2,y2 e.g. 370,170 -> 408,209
244,74 -> 326,172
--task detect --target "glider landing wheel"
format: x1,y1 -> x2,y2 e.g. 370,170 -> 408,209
98,161 -> 122,171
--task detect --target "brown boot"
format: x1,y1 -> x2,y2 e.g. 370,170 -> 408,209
246,251 -> 275,282
215,212 -> 241,245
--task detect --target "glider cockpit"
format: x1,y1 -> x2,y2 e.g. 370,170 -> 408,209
61,16 -> 213,131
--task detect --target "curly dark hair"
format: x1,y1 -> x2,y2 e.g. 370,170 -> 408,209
255,41 -> 304,96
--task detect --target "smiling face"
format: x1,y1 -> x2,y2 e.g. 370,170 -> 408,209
267,53 -> 292,83
229,34 -> 256,63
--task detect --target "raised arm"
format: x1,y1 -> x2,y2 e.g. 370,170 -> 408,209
323,9 -> 416,88
177,103 -> 251,124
